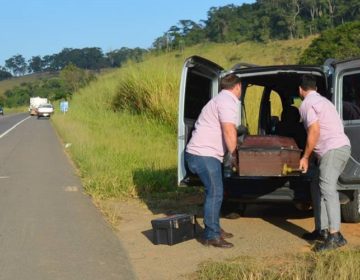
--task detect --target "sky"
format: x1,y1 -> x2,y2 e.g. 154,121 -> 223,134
0,0 -> 255,66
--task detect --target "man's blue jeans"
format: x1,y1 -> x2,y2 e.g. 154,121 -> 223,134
185,152 -> 223,240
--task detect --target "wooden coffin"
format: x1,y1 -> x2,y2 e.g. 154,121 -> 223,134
238,136 -> 302,176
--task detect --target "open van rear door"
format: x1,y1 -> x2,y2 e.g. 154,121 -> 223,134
333,58 -> 360,222
177,56 -> 223,186
333,58 -> 360,185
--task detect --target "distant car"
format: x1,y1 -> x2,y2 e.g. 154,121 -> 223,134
0,106 -> 3,115
36,103 -> 54,118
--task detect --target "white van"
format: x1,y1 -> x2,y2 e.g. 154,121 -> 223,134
178,56 -> 360,222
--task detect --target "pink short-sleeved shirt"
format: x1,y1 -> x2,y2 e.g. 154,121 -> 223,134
299,91 -> 350,157
186,90 -> 240,162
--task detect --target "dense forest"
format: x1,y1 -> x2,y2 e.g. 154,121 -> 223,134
153,0 -> 360,50
1,0 -> 359,79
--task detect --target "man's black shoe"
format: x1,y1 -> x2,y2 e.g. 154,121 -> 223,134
302,229 -> 329,241
202,237 -> 234,248
316,232 -> 347,252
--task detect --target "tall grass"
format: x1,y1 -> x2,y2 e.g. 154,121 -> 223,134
112,60 -> 179,130
54,110 -> 177,198
196,250 -> 360,280
52,38 -> 313,199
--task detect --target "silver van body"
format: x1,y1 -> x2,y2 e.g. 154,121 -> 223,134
178,56 -> 360,222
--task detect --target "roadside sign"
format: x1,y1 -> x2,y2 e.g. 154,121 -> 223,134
60,101 -> 69,113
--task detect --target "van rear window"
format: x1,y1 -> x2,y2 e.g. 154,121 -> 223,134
342,73 -> 360,121
184,71 -> 212,120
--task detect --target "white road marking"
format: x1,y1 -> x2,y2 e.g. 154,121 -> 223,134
0,176 -> 9,179
0,116 -> 31,139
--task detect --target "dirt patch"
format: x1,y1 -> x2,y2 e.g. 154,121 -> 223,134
97,196 -> 360,280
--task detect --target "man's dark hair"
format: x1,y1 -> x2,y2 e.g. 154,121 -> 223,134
220,74 -> 241,90
300,74 -> 317,91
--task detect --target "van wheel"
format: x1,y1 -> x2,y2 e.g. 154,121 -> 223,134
294,202 -> 312,211
341,190 -> 360,223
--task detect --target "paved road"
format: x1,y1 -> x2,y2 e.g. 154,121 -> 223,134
0,113 -> 135,280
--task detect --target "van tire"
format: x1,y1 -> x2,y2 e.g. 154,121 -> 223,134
341,190 -> 360,223
294,202 -> 312,211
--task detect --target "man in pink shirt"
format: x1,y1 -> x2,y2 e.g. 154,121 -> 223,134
298,74 -> 351,251
185,74 -> 241,248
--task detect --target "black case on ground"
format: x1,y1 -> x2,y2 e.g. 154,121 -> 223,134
151,214 -> 196,245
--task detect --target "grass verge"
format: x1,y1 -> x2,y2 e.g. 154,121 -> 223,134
195,249 -> 360,280
53,109 -> 178,199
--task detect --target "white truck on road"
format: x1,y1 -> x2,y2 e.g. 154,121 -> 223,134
29,97 -> 48,116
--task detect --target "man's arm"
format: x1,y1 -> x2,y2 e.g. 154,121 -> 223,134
299,121 -> 320,172
221,122 -> 237,154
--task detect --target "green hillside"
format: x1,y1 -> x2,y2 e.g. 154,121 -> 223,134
0,72 -> 57,98
51,37 -> 314,200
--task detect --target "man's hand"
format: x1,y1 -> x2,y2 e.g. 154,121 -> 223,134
299,157 -> 309,173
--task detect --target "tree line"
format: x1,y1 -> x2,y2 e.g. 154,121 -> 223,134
299,21 -> 360,64
152,0 -> 360,51
0,47 -> 147,79
0,64 -> 95,108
